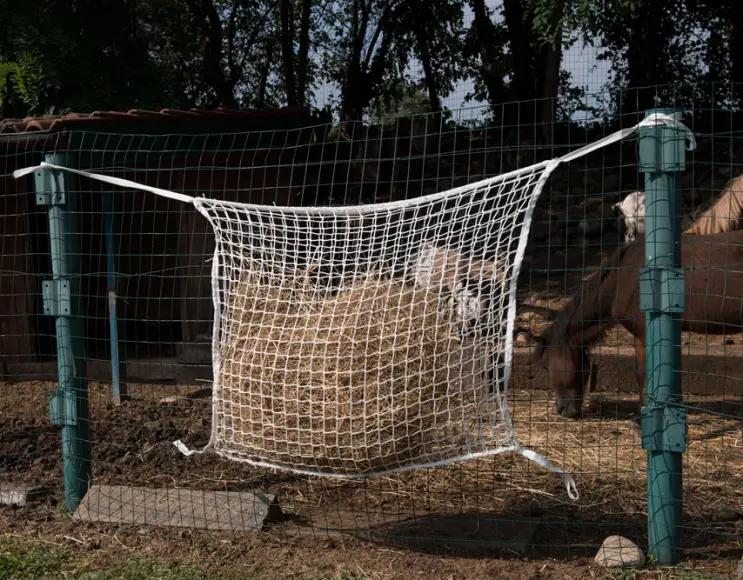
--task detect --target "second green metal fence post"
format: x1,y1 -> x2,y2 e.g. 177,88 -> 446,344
638,108 -> 688,565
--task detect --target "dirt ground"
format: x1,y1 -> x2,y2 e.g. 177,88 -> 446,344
2,377 -> 742,579
2,242 -> 743,579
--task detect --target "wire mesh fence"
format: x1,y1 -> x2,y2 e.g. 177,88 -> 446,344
1,84 -> 742,576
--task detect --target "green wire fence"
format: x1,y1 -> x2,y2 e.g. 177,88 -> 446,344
1,84 -> 742,577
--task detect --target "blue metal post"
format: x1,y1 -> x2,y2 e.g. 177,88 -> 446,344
34,154 -> 91,511
103,190 -> 127,404
638,109 -> 688,565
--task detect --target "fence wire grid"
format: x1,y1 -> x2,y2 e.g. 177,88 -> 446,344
1,84 -> 742,578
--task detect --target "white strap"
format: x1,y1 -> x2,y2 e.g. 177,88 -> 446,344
639,111 -> 697,151
13,161 -> 196,204
173,439 -> 215,457
557,112 -> 695,165
12,113 -> 695,212
515,441 -> 580,500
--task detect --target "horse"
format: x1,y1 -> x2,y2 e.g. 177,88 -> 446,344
614,190 -> 694,243
531,229 -> 743,419
684,173 -> 743,235
613,191 -> 646,243
614,174 -> 743,244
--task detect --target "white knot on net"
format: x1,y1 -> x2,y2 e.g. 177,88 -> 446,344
190,162 -> 553,479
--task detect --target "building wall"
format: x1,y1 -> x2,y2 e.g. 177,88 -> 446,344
0,174 -> 37,362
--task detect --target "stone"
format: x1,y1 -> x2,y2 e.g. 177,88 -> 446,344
0,486 -> 49,508
74,484 -> 281,532
594,535 -> 646,568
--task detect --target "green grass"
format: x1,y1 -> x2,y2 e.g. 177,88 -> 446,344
610,567 -> 725,580
0,537 -> 375,580
0,538 -> 218,580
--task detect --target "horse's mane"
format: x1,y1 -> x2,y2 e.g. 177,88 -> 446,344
532,241 -> 632,361
685,174 -> 743,236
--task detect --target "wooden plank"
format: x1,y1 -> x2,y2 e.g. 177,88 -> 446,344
74,484 -> 281,532
0,175 -> 36,359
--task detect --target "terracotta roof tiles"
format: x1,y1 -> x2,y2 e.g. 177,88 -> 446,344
0,106 -> 311,134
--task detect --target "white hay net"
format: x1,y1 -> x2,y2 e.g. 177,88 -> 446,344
188,162 -> 551,480
13,112 -> 696,501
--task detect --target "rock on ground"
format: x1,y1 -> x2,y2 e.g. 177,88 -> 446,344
594,535 -> 646,568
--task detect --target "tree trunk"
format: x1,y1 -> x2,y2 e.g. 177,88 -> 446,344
625,1 -> 669,113
413,20 -> 441,112
537,0 -> 565,136
296,0 -> 312,106
341,62 -> 366,122
280,0 -> 298,106
468,0 -> 507,105
192,0 -> 239,109
502,0 -> 537,102
256,40 -> 274,108
539,42 -> 562,139
729,8 -> 743,105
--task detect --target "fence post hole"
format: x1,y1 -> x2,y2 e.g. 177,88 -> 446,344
34,154 -> 91,512
103,189 -> 127,404
638,108 -> 687,565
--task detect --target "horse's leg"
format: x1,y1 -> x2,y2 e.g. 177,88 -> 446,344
633,336 -> 646,427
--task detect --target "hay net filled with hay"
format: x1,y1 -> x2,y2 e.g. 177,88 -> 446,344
178,159 -> 581,493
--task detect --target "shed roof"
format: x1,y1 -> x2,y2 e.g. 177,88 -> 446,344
0,106 -> 314,135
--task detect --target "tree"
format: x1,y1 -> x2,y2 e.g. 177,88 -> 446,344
466,0 -> 567,128
278,0 -> 315,107
0,0 -> 183,115
396,0 -> 469,114
144,0 -> 281,109
319,0 -> 409,121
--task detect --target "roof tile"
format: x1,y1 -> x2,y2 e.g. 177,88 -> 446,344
0,106 -> 311,135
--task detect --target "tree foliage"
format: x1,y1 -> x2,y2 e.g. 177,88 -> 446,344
0,0 -> 740,123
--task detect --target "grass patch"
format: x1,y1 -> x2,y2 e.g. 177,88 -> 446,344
0,536 -> 377,580
0,537 -> 215,580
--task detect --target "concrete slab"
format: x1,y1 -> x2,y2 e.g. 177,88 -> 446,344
74,485 -> 280,532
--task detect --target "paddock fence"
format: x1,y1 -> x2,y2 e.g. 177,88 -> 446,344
1,84 -> 742,577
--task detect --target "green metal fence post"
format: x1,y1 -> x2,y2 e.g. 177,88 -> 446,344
34,154 -> 91,512
638,108 -> 688,565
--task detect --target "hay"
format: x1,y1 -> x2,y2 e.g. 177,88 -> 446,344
216,270 -> 496,476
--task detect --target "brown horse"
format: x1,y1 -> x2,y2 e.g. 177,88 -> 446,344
532,229 -> 743,419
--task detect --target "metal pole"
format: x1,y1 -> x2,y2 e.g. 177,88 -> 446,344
103,190 -> 127,404
638,108 -> 688,565
34,154 -> 91,512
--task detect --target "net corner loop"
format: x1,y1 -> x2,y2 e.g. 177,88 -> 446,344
514,441 -> 580,501
173,439 -> 215,458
